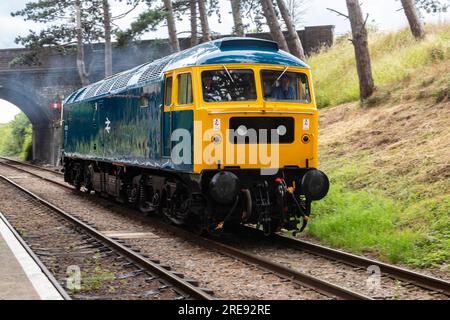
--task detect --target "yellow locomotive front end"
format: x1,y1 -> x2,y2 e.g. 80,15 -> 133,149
193,64 -> 318,172
189,63 -> 329,234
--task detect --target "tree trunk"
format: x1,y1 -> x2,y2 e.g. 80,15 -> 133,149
230,0 -> 245,36
198,0 -> 211,42
75,0 -> 89,86
102,0 -> 113,77
260,0 -> 289,52
163,0 -> 180,52
346,0 -> 374,100
276,0 -> 305,60
190,0 -> 198,46
400,0 -> 425,40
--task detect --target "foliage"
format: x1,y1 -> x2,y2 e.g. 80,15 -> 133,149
10,0 -> 140,67
10,0 -> 104,66
414,0 -> 449,13
116,0 -> 222,47
0,113 -> 33,160
116,6 -> 167,46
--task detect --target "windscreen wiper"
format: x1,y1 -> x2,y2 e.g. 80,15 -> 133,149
223,65 -> 235,84
274,66 -> 289,86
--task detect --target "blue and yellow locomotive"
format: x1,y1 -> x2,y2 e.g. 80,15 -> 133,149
62,38 -> 329,235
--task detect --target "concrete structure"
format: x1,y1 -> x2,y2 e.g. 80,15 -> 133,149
0,26 -> 334,165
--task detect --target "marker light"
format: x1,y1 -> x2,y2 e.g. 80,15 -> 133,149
277,125 -> 287,136
236,125 -> 248,136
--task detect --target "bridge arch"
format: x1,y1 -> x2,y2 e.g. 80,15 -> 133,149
0,80 -> 60,164
0,80 -> 52,124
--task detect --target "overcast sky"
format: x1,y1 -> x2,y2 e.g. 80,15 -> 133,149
0,0 -> 448,123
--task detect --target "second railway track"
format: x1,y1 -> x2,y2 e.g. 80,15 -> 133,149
0,174 -> 213,300
0,158 -> 448,300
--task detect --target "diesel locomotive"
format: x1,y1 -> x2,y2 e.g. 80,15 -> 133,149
62,37 -> 329,235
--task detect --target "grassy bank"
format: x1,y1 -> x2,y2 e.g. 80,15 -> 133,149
307,24 -> 449,269
309,23 -> 450,108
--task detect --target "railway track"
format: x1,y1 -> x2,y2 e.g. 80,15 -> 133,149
0,173 -> 214,300
0,158 -> 448,300
0,158 -> 366,299
0,156 -> 63,176
242,227 -> 450,296
0,211 -> 71,300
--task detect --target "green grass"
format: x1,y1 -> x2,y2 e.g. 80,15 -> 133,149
310,176 -> 449,267
305,24 -> 450,268
309,24 -> 450,107
309,146 -> 449,267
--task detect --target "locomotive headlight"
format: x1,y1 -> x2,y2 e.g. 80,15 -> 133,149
277,125 -> 287,136
236,125 -> 248,136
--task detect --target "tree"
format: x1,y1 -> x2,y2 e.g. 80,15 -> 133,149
414,0 -> 449,13
230,0 -> 245,36
345,0 -> 375,100
75,0 -> 90,86
11,0 -> 104,85
102,0 -> 113,77
190,0 -> 199,46
116,1 -> 192,51
11,0 -> 138,83
286,0 -> 307,27
276,0 -> 305,59
401,0 -> 426,39
198,0 -> 212,42
260,0 -> 289,51
163,0 -> 181,51
0,113 -> 32,160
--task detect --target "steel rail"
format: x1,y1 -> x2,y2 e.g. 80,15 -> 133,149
0,174 -> 214,300
243,226 -> 450,296
7,161 -> 449,297
0,156 -> 63,176
197,235 -> 372,300
0,159 -> 72,190
135,217 -> 372,300
0,211 -> 71,300
3,159 -> 450,297
0,162 -> 369,300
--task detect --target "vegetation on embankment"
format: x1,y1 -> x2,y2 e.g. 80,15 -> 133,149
0,113 -> 33,161
309,24 -> 449,269
309,23 -> 450,108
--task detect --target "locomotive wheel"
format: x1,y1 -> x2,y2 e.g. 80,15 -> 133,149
261,218 -> 280,236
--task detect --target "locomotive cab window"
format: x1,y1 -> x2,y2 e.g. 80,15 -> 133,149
261,70 -> 311,103
178,73 -> 193,105
202,69 -> 256,102
164,76 -> 173,106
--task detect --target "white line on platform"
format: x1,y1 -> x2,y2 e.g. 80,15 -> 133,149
0,212 -> 64,300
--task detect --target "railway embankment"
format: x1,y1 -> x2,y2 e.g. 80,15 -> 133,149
308,23 -> 449,272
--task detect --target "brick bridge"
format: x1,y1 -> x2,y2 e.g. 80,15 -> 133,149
0,26 -> 334,165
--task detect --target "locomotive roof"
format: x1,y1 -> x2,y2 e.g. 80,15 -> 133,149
65,37 -> 309,105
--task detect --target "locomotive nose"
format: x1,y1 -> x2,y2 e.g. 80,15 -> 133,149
301,169 -> 329,201
209,171 -> 239,204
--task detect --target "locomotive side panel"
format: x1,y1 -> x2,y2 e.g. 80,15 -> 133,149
64,101 -> 102,158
